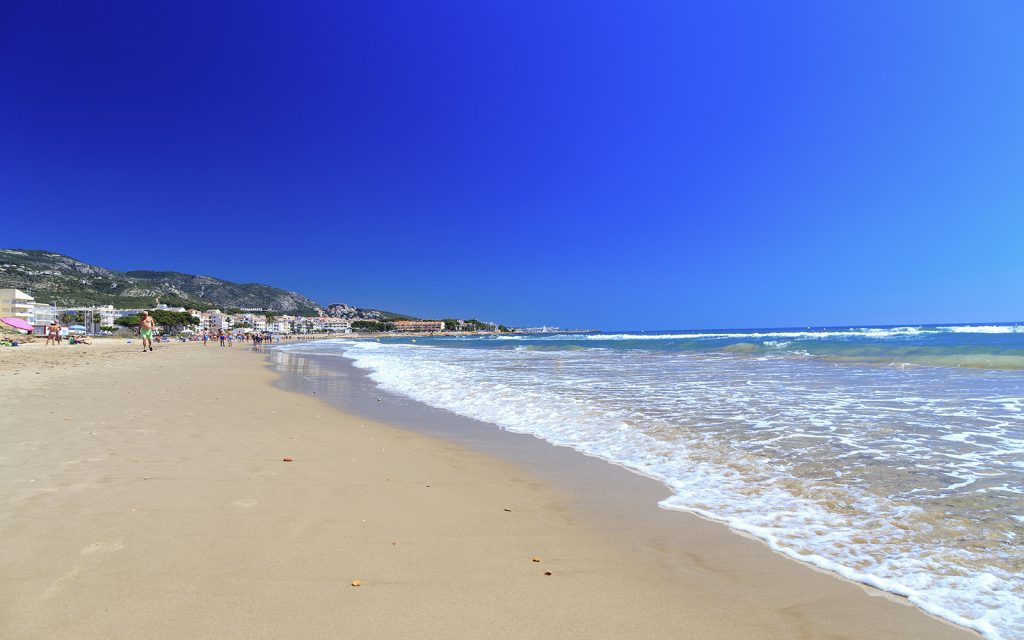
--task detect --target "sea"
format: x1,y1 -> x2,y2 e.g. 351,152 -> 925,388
275,323 -> 1024,639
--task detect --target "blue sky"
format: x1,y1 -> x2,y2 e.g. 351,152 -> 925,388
2,1 -> 1022,328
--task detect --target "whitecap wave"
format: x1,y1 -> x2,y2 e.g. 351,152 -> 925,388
581,328 -> 928,340
938,325 -> 1023,334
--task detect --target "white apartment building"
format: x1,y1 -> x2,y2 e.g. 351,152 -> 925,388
268,316 -> 295,334
29,302 -> 57,327
203,310 -> 233,332
312,317 -> 351,333
0,288 -> 35,321
195,310 -> 213,332
233,313 -> 268,331
93,305 -> 118,328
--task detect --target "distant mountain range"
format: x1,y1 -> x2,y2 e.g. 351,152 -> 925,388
0,249 -> 415,319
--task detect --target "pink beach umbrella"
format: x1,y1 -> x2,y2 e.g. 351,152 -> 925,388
0,317 -> 34,333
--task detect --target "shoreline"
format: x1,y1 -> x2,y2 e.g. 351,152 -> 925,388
269,348 -> 985,639
0,341 -> 979,638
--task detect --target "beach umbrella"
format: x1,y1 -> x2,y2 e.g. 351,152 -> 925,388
0,317 -> 33,333
69,324 -> 87,330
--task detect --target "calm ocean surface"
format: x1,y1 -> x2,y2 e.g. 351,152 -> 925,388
278,324 -> 1024,639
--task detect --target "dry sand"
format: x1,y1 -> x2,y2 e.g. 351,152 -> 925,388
0,340 -> 977,639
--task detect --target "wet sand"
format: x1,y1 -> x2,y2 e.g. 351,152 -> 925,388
0,341 -> 977,638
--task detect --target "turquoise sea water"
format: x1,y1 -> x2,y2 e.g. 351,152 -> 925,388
441,323 -> 1024,369
278,323 -> 1024,639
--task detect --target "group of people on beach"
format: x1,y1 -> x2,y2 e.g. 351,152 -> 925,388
34,310 -> 291,352
44,320 -> 89,345
139,310 -> 281,351
203,330 -> 277,348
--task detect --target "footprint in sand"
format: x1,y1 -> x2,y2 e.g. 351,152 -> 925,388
81,539 -> 124,555
232,499 -> 258,508
42,567 -> 82,599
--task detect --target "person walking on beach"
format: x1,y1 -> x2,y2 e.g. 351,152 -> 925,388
139,311 -> 156,352
46,320 -> 60,346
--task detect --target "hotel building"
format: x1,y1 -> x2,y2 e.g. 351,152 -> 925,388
29,303 -> 58,327
315,317 -> 352,333
202,310 -> 233,332
0,288 -> 35,321
393,320 -> 446,332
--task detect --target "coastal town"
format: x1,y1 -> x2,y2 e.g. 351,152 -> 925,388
0,287 -> 552,339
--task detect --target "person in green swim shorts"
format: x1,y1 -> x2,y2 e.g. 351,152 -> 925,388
139,310 -> 155,352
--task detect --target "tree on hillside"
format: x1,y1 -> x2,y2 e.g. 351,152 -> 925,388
113,314 -> 140,328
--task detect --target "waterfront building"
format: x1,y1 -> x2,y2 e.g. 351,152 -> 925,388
54,305 -> 122,333
231,313 -> 268,331
187,309 -> 204,327
29,302 -> 57,328
268,316 -> 296,334
0,288 -> 35,321
393,320 -> 446,332
203,310 -> 233,332
94,305 -> 117,328
317,317 -> 352,333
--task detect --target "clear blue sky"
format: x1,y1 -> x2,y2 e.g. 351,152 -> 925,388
2,2 -> 1022,328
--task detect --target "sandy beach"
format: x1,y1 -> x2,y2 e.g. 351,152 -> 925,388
0,340 -> 978,639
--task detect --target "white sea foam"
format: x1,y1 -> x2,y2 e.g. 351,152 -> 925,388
478,323 -> 1023,342
277,338 -> 1024,639
939,325 -> 1024,334
585,328 -> 926,340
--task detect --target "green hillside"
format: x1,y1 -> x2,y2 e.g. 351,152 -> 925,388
0,249 -> 321,314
